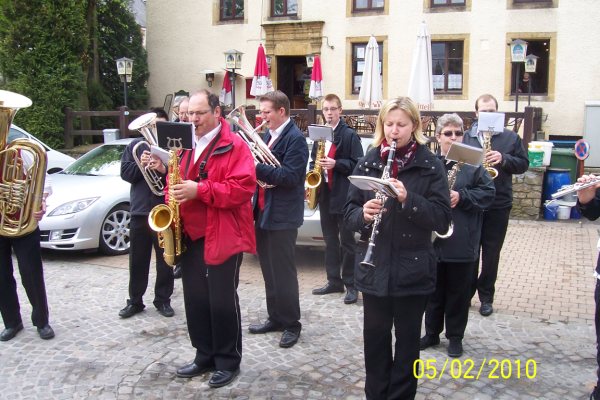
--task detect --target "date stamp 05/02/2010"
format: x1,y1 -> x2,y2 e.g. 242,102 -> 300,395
414,358 -> 538,380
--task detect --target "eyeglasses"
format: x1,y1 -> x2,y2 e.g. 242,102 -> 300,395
322,107 -> 339,112
187,109 -> 212,117
441,130 -> 464,137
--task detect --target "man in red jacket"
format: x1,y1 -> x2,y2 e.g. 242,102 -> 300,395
153,90 -> 256,388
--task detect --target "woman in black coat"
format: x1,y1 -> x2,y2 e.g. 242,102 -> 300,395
421,113 -> 495,359
344,97 -> 452,400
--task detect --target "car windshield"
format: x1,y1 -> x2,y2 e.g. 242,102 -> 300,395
60,144 -> 125,176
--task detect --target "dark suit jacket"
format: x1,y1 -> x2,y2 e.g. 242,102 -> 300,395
255,119 -> 309,230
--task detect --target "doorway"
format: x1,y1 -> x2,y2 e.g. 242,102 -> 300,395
276,56 -> 310,109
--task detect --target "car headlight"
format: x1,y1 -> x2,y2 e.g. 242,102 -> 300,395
49,197 -> 100,216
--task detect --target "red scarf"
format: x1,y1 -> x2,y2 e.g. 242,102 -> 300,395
380,139 -> 417,178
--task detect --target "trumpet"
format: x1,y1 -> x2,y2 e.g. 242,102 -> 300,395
551,177 -> 600,199
226,106 -> 279,188
129,112 -> 165,196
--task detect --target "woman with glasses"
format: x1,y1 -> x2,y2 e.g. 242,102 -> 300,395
420,113 -> 495,358
344,97 -> 451,399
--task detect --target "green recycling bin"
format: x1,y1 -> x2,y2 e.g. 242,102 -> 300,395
549,148 -> 577,183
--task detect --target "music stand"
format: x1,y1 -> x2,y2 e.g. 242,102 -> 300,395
155,121 -> 194,151
446,142 -> 484,166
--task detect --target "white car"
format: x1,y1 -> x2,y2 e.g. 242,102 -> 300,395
9,125 -> 75,173
297,135 -> 374,247
39,139 -> 133,255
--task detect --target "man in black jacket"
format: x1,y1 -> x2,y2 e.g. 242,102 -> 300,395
311,94 -> 364,304
462,94 -> 529,316
249,91 -> 309,349
118,108 -> 175,319
575,174 -> 600,400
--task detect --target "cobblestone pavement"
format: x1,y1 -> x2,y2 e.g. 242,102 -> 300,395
0,219 -> 599,399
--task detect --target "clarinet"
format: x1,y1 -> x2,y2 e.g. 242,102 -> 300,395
361,140 -> 397,268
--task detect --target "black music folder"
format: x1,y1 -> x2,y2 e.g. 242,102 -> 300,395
155,121 -> 194,150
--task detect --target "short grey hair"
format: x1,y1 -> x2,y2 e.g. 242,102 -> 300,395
435,113 -> 464,135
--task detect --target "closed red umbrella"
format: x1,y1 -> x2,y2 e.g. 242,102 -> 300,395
250,44 -> 274,97
220,71 -> 232,106
309,54 -> 323,101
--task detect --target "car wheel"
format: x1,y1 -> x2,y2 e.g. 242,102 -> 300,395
98,204 -> 131,256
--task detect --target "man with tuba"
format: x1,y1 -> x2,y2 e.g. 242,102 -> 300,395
118,107 -> 175,320
310,94 -> 363,304
420,113 -> 495,358
462,94 -> 529,317
248,90 -> 308,349
0,90 -> 54,341
157,90 -> 256,388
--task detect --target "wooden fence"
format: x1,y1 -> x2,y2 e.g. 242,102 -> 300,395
64,105 -> 543,150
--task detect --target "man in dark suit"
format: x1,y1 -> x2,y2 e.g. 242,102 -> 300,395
462,94 -> 529,317
310,93 -> 363,304
249,90 -> 309,348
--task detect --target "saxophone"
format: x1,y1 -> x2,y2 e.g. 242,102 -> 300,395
0,90 -> 48,237
432,162 -> 461,240
482,130 -> 498,179
148,142 -> 184,267
305,138 -> 326,210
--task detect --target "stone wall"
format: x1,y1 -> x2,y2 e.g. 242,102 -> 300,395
511,167 -> 545,220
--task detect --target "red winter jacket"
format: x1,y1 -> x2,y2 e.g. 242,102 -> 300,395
167,117 -> 257,265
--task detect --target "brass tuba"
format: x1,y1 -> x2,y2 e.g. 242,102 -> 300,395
226,105 -> 278,188
148,138 -> 184,267
305,138 -> 325,210
129,112 -> 165,196
0,90 -> 47,237
482,130 -> 498,179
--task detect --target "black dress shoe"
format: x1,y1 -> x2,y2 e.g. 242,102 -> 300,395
119,303 -> 144,318
344,288 -> 358,304
279,329 -> 300,348
209,368 -> 240,388
312,282 -> 345,295
419,334 -> 440,350
248,320 -> 281,334
479,302 -> 493,316
0,322 -> 23,342
173,264 -> 182,279
156,303 -> 174,318
37,324 -> 55,340
176,362 -> 214,378
448,338 -> 463,358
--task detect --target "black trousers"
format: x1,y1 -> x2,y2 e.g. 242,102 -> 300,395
363,293 -> 428,400
473,207 -> 511,304
181,237 -> 242,372
425,261 -> 476,340
319,184 -> 356,288
0,228 -> 49,329
595,279 -> 600,387
255,226 -> 301,332
128,215 -> 173,308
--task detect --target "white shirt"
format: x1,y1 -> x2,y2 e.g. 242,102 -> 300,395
267,118 -> 291,147
193,123 -> 221,163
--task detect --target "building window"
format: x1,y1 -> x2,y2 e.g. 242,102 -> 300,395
432,41 -> 464,94
352,41 -> 383,94
272,0 -> 298,17
220,0 -> 244,20
431,0 -> 465,5
510,39 -> 550,96
353,0 -> 384,12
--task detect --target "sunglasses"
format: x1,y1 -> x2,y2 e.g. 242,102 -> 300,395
441,130 -> 464,137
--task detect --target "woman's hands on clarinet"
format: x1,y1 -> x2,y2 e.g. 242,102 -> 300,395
389,178 -> 407,203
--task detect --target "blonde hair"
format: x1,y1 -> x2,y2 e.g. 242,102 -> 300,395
373,97 -> 426,147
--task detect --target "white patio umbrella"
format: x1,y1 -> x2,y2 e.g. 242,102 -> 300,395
358,36 -> 383,109
407,21 -> 434,111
